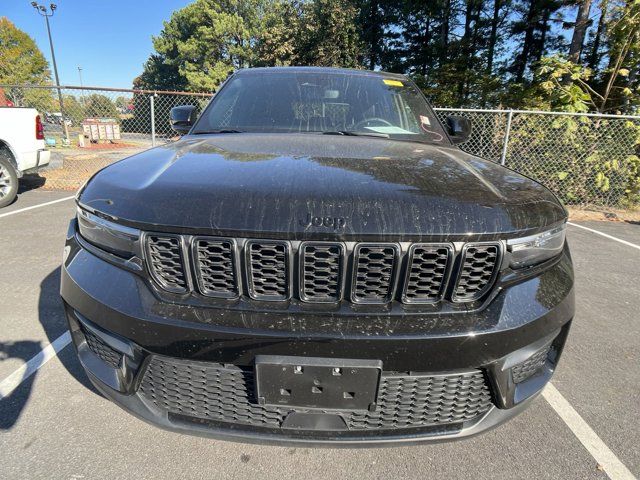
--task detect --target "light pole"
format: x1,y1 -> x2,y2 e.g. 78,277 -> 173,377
31,2 -> 69,143
78,66 -> 84,105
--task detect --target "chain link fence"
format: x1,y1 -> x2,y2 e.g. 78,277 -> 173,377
434,108 -> 640,208
2,85 -> 639,208
1,84 -> 212,147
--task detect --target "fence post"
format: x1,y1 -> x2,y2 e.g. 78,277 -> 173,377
500,110 -> 513,166
150,93 -> 156,147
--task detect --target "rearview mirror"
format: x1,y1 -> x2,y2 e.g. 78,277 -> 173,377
446,115 -> 471,144
170,105 -> 198,134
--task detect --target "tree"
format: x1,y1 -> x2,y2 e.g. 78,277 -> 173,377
134,0 -> 638,112
296,0 -> 363,67
568,0 -> 593,63
140,0 -> 270,92
0,17 -> 50,85
0,17 -> 53,110
254,0 -> 302,66
83,94 -> 119,119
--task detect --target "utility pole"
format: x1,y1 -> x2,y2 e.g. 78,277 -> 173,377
31,2 -> 69,143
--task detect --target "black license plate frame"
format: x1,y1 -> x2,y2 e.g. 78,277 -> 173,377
255,355 -> 382,411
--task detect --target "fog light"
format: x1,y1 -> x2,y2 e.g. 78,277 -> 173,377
512,345 -> 551,383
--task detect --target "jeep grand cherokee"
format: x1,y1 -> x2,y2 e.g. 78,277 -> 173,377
61,67 -> 574,445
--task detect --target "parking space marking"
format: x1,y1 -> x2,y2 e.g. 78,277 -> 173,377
568,222 -> 640,251
0,331 -> 71,400
0,196 -> 75,219
543,383 -> 636,480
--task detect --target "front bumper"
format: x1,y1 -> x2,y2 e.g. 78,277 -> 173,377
61,224 -> 574,446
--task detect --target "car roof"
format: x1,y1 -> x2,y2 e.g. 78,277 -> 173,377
234,66 -> 408,80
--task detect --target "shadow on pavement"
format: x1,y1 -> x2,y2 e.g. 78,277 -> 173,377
38,267 -> 98,395
0,340 -> 42,430
0,267 -> 100,430
18,174 -> 47,193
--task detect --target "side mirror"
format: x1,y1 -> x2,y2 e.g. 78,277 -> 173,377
446,115 -> 471,144
170,105 -> 197,134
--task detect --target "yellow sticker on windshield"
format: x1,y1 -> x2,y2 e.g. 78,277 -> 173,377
383,79 -> 404,87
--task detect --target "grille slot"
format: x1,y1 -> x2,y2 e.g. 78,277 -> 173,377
193,238 -> 238,298
82,327 -> 121,368
403,244 -> 452,303
300,243 -> 344,302
145,234 -> 189,293
352,244 -> 399,304
139,355 -> 493,432
246,241 -> 290,300
453,243 -> 500,302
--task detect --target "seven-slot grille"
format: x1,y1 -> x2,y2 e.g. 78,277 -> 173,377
144,237 -> 501,305
453,244 -> 500,302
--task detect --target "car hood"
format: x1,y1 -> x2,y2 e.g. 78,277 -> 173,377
79,133 -> 566,240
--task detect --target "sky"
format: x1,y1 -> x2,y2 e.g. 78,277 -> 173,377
2,0 -> 193,88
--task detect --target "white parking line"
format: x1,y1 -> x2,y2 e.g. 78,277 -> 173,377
568,222 -> 640,251
543,383 -> 636,479
0,195 -> 75,219
0,331 -> 71,400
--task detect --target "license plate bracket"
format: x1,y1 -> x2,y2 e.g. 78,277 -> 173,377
255,355 -> 382,411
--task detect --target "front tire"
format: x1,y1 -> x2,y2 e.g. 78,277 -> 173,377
0,153 -> 18,208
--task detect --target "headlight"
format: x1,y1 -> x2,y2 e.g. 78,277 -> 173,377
77,207 -> 140,258
507,224 -> 566,269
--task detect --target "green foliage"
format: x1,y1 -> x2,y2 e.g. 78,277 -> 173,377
533,55 -> 596,112
82,94 -> 119,120
59,94 -> 84,124
138,0 -> 364,91
0,17 -> 51,85
139,0 -> 273,92
505,114 -> 640,206
295,0 -> 362,68
0,17 -> 53,111
254,0 -> 302,66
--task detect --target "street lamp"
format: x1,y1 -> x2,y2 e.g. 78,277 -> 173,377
31,2 -> 69,143
78,66 -> 84,105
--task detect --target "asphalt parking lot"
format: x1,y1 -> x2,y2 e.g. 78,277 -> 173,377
0,189 -> 638,480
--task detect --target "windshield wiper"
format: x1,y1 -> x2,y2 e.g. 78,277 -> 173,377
321,130 -> 390,138
192,129 -> 244,134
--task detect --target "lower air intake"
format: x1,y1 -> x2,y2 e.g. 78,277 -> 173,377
82,326 -> 121,368
139,355 -> 493,432
512,345 -> 551,383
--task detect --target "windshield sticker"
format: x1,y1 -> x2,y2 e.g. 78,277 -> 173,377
383,79 -> 404,87
420,115 -> 431,126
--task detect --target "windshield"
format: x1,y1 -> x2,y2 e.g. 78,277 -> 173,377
192,70 -> 449,144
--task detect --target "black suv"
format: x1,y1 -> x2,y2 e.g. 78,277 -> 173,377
61,67 -> 574,445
